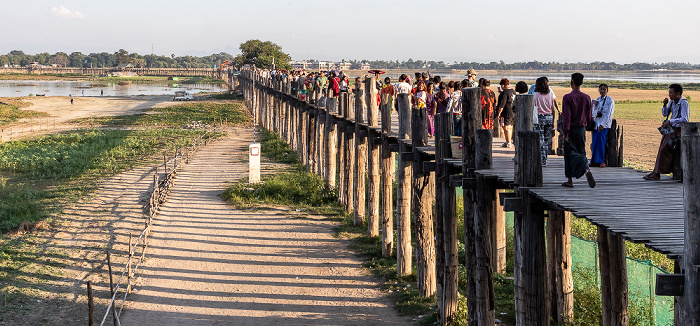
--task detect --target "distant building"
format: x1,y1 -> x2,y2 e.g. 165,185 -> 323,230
360,62 -> 370,70
336,62 -> 351,70
289,61 -> 309,70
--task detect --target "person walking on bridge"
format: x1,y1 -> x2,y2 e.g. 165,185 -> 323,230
561,73 -> 596,188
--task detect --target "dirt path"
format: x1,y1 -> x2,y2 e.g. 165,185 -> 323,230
119,127 -> 411,325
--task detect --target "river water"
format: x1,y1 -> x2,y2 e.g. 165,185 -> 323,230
0,80 -> 227,97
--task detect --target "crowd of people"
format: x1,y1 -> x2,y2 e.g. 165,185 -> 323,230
258,67 -> 690,186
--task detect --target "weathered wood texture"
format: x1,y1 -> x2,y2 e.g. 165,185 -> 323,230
474,128 -> 496,324
546,210 -> 574,323
412,97 -> 436,298
366,78 -> 381,237
682,122 -> 700,324
435,112 -> 454,325
396,93 -> 413,276
325,98 -> 337,188
380,94 -> 395,257
462,87 -> 481,326
354,87 -> 367,226
516,131 -> 548,326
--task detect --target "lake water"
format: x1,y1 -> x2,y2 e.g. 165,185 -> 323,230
0,80 -> 228,97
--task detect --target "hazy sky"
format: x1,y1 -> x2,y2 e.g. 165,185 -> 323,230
3,0 -> 700,64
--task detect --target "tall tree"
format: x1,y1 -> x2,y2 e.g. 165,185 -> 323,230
233,39 -> 291,70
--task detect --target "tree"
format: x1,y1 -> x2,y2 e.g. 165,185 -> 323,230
49,52 -> 69,67
115,49 -> 130,66
233,39 -> 291,70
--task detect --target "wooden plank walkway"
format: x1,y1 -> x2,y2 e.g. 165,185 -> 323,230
370,109 -> 684,259
468,138 -> 684,259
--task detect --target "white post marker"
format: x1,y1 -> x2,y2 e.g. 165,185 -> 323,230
249,143 -> 261,183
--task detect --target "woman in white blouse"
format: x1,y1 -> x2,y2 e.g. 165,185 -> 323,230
590,84 -> 615,167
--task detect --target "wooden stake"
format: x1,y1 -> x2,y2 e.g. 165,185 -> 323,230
474,129 -> 495,324
106,250 -> 117,326
325,98 -> 337,188
87,281 -> 94,326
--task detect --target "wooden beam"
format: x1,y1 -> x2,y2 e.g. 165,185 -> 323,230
546,210 -> 574,324
682,122 -> 700,323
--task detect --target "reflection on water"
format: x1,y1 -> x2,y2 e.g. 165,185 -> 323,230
0,80 -> 227,97
346,71 -> 700,84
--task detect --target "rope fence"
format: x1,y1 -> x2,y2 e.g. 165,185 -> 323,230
86,128 -> 215,326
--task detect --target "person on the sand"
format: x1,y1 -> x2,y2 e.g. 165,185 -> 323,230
561,73 -> 596,188
644,83 -> 690,180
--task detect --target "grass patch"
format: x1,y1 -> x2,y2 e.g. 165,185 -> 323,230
612,101 -> 664,121
72,102 -> 251,127
181,76 -> 227,85
0,100 -> 49,126
551,80 -> 700,92
0,128 -> 207,232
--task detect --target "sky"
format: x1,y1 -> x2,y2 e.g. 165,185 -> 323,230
3,0 -> 700,64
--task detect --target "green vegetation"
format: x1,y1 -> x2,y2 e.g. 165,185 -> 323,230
181,76 -> 227,85
0,99 -> 49,126
0,128 -> 207,232
72,102 -> 251,127
233,40 -> 291,70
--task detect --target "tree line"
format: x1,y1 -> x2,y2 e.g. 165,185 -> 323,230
2,47 -> 698,71
339,59 -> 700,71
0,49 -> 234,69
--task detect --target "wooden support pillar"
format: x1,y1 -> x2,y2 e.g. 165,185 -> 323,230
435,112 -> 454,325
366,77 -> 381,238
337,94 -> 348,206
598,227 -> 629,325
317,109 -> 326,176
344,95 -> 355,213
354,86 -> 367,226
462,87 -> 481,325
495,189 -> 507,274
396,93 -> 412,276
546,210 -> 574,324
474,129 -> 495,324
300,105 -> 309,166
326,98 -> 338,188
515,130 -> 548,326
682,122 -> 700,323
412,92 -> 436,298
308,108 -> 317,170
380,94 -> 395,256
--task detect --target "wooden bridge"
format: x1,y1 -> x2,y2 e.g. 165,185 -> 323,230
238,70 -> 700,325
0,66 -> 230,79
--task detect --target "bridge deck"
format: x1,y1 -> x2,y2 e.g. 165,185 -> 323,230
364,109 -> 684,260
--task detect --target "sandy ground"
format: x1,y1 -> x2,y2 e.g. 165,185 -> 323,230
120,127 -> 410,325
0,95 -> 175,142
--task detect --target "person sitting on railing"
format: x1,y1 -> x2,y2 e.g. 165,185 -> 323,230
644,83 -> 690,180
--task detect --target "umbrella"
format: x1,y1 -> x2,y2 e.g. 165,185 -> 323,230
368,70 -> 385,75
